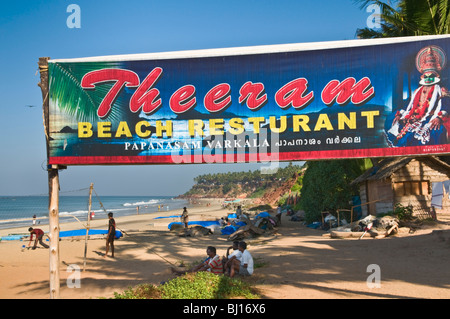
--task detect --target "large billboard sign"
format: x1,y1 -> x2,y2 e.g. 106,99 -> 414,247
48,35 -> 450,165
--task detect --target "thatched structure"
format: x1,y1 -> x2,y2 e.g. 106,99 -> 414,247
352,156 -> 450,216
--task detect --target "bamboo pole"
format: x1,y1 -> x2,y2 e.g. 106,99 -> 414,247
83,183 -> 94,271
38,57 -> 61,299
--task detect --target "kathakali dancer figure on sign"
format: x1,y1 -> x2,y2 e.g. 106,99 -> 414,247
386,45 -> 450,146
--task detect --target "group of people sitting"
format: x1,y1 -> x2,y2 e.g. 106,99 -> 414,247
171,241 -> 253,278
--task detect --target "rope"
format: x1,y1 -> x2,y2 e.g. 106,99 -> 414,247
145,246 -> 177,267
92,187 -> 177,267
92,189 -> 128,236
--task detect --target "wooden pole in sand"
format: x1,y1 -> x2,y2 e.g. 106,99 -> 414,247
83,183 -> 94,271
48,169 -> 60,298
38,57 -> 61,299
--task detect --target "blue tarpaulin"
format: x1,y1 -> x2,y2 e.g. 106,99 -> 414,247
221,225 -> 240,235
154,215 -> 181,219
255,212 -> 270,219
59,229 -> 123,238
168,221 -> 221,230
1,229 -> 124,241
0,235 -> 25,241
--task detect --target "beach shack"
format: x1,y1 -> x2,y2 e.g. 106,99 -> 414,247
351,156 -> 450,217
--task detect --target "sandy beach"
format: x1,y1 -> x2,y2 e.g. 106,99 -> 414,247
0,198 -> 449,299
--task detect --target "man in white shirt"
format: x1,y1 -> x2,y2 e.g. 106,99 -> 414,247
223,241 -> 242,275
230,241 -> 253,277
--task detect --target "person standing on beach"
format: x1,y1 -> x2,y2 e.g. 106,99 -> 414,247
27,227 -> 49,250
104,212 -> 116,258
181,207 -> 189,228
236,206 -> 242,218
276,204 -> 282,226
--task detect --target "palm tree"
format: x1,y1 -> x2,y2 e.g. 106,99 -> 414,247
49,61 -> 128,124
354,0 -> 450,38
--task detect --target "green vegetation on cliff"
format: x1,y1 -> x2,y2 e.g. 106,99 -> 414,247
182,163 -> 304,198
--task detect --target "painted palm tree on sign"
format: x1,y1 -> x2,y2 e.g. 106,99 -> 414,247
49,61 -> 128,124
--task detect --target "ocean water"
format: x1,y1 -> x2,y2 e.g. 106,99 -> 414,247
0,195 -> 188,231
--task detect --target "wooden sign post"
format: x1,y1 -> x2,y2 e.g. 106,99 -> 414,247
47,167 -> 60,299
38,57 -> 62,299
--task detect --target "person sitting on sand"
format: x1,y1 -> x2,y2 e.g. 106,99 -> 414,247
181,207 -> 189,228
230,241 -> 253,278
223,241 -> 242,275
28,227 -> 49,250
171,246 -> 223,275
219,217 -> 226,226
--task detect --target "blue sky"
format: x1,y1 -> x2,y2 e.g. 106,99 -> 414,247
0,0 -> 371,196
